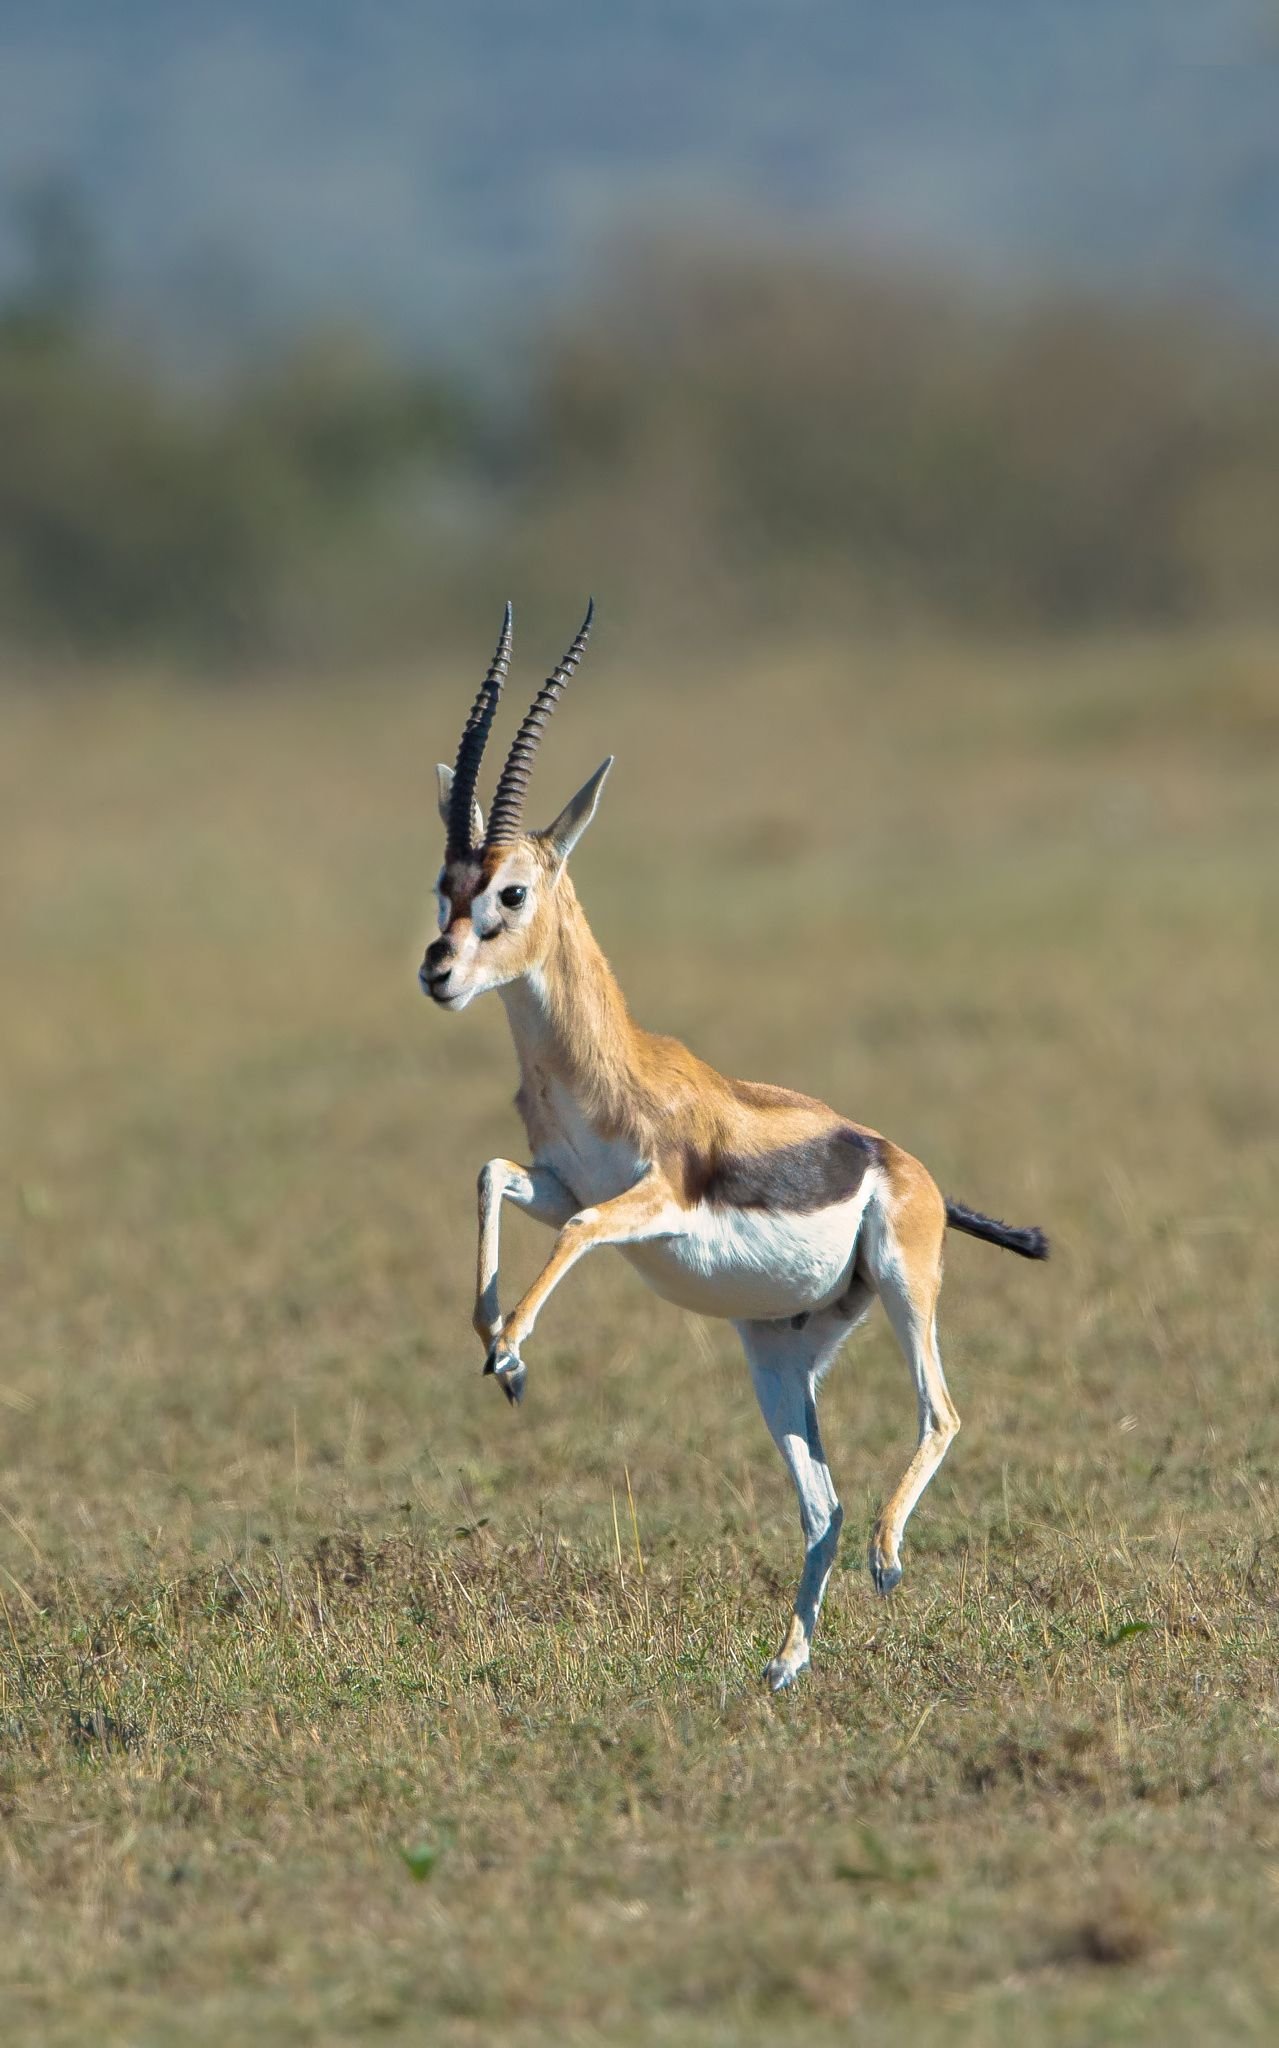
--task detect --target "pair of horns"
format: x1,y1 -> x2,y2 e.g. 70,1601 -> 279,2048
446,599 -> 595,856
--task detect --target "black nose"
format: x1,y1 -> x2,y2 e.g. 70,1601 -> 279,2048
423,939 -> 453,980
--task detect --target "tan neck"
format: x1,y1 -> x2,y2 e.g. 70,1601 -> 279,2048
499,879 -> 647,1134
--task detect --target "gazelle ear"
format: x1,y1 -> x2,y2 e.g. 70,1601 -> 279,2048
437,764 -> 484,844
540,757 -> 614,868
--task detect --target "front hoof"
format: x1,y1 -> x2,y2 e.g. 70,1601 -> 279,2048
484,1344 -> 527,1406
764,1654 -> 807,1693
868,1543 -> 903,1598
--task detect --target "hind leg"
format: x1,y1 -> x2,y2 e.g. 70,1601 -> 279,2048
737,1287 -> 872,1690
864,1170 -> 959,1595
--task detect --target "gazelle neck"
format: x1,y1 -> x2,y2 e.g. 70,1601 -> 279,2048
499,879 -> 644,1135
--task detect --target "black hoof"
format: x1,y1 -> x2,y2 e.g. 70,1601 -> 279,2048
869,1549 -> 903,1597
484,1344 -> 526,1405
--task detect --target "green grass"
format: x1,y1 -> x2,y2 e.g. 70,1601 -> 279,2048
1,631 -> 1277,2043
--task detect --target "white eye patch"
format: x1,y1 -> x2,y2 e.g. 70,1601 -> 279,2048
470,890 -> 504,942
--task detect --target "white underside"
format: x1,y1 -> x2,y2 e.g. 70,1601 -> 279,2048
537,1081 -> 875,1322
623,1188 -> 873,1320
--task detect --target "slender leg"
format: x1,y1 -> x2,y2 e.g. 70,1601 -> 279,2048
864,1217 -> 958,1596
486,1176 -> 676,1403
737,1297 -> 868,1691
474,1158 -> 577,1349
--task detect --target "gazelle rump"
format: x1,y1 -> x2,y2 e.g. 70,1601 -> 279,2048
419,605 -> 1049,1690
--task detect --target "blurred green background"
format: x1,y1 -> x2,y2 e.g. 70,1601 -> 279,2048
2,3 -> 1279,667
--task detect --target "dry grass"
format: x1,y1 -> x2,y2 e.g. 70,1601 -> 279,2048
1,629 -> 1277,2044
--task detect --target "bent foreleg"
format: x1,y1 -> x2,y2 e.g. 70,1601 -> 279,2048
486,1175 -> 675,1403
474,1158 -> 577,1351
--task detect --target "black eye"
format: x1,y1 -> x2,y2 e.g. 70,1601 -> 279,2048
499,885 -> 527,911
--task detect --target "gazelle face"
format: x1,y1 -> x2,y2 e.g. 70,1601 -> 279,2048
419,840 -> 556,1012
422,598 -> 610,1015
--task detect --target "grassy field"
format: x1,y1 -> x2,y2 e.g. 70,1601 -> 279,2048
1,630 -> 1277,2044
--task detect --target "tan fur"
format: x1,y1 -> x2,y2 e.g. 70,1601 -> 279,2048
424,622 -> 1040,1683
423,800 -> 1023,1687
865,1152 -> 957,1588
483,857 -> 895,1203
881,1144 -> 948,1301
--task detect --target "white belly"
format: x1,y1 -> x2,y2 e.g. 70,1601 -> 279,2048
623,1182 -> 874,1321
537,1081 -> 874,1322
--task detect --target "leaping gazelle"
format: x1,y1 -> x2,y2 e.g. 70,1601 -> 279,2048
419,603 -> 1048,1690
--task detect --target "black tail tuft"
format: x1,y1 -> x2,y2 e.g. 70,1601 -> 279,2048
945,1199 -> 1049,1261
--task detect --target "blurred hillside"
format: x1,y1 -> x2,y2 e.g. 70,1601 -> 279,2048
4,196 -> 1279,666
4,4 -> 1279,668
2,3 -> 1278,352
0,183 -> 467,663
520,243 -> 1279,637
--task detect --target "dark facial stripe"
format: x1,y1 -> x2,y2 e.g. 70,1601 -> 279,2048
682,1127 -> 883,1214
440,858 -> 484,917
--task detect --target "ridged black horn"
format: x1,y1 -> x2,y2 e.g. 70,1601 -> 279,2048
485,600 -> 595,848
448,602 -> 513,855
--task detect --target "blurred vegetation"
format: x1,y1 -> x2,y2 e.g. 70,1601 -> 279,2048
525,240 -> 1279,634
4,190 -> 1279,666
0,180 -> 468,663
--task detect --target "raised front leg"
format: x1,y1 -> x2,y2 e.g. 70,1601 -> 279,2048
474,1158 -> 577,1359
486,1174 -> 676,1404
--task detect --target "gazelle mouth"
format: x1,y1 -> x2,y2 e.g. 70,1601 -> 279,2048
419,967 -> 460,1007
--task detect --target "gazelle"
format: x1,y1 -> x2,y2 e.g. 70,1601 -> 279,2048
420,603 -> 1048,1690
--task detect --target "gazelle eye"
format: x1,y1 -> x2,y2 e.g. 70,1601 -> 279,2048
499,885 -> 527,911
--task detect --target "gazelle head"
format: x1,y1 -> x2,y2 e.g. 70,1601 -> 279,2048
420,602 -> 613,1012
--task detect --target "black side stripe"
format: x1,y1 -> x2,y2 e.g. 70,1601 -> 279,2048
685,1127 -> 884,1215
